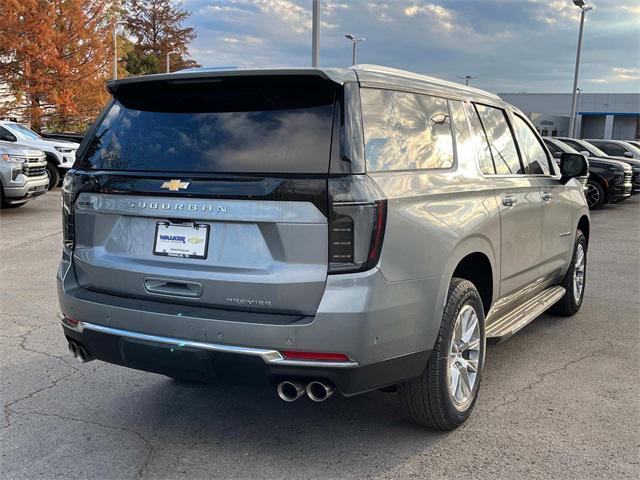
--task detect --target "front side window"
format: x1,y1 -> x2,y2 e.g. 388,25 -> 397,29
0,127 -> 17,142
361,89 -> 454,171
544,140 -> 562,156
474,104 -> 523,175
512,114 -> 552,175
10,123 -> 41,140
601,143 -> 627,156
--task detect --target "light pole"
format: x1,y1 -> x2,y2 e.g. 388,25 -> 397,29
568,0 -> 592,138
344,34 -> 365,66
166,50 -> 179,73
312,0 -> 320,67
456,75 -> 477,86
113,20 -> 127,80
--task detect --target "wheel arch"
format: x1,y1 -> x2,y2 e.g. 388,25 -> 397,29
577,215 -> 590,247
444,237 -> 498,317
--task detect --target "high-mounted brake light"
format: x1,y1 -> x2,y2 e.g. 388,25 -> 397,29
281,351 -> 351,362
328,176 -> 387,274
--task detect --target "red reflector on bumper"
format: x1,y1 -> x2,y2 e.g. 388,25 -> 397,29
281,351 -> 350,362
64,316 -> 79,325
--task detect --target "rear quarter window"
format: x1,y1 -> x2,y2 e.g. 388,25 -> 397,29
361,88 -> 454,172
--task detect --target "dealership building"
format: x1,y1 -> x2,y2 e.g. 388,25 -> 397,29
498,92 -> 640,140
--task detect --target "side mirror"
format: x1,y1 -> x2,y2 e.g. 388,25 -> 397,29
624,151 -> 634,158
560,152 -> 588,182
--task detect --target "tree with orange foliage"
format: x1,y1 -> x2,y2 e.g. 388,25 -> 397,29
0,0 -> 116,131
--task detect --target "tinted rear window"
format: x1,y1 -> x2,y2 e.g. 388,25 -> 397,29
79,76 -> 337,174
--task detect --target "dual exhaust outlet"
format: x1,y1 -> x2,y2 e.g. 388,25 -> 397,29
277,380 -> 334,403
67,340 -> 92,363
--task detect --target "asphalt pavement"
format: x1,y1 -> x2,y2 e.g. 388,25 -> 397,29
1,192 -> 638,479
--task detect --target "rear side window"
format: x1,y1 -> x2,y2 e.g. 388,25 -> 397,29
474,104 -> 523,175
78,76 -> 336,174
512,114 -> 552,175
361,89 -> 454,171
449,100 -> 476,171
464,102 -> 495,174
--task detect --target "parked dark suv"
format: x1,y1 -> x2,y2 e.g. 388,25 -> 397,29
555,137 -> 640,196
544,137 -> 631,208
59,66 -> 590,430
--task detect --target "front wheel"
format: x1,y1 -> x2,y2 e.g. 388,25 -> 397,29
550,230 -> 587,316
398,278 -> 486,430
586,180 -> 605,209
45,161 -> 60,191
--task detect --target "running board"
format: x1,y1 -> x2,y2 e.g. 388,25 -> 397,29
485,286 -> 566,341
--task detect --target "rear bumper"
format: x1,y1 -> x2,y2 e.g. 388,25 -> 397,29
58,256 -> 447,395
61,319 -> 429,395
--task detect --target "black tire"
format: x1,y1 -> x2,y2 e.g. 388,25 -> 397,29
45,161 -> 60,191
550,230 -> 587,316
586,179 -> 605,209
398,278 -> 486,430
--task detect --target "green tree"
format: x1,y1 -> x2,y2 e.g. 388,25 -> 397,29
124,0 -> 198,74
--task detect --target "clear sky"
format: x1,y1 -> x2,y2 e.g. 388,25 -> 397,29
182,0 -> 640,94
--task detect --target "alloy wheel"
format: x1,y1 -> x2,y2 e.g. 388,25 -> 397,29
573,243 -> 586,303
586,183 -> 600,208
447,304 -> 481,411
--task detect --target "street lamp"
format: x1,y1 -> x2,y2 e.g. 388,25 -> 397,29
166,50 -> 179,73
568,0 -> 593,138
456,75 -> 477,86
113,20 -> 127,80
344,34 -> 366,66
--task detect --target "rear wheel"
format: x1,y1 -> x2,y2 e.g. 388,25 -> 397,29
398,278 -> 485,430
586,179 -> 605,209
550,230 -> 587,316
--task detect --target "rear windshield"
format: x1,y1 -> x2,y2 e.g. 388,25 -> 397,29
78,76 -> 337,174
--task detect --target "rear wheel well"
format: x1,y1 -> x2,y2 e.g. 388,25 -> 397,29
452,253 -> 493,316
577,215 -> 590,246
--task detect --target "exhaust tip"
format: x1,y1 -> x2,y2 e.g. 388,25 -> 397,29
67,341 -> 77,357
76,345 -> 89,363
277,381 -> 305,402
306,381 -> 335,402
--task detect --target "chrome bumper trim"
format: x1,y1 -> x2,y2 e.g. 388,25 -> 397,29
62,320 -> 359,368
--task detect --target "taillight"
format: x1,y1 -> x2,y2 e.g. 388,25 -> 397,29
328,175 -> 387,274
62,174 -> 79,254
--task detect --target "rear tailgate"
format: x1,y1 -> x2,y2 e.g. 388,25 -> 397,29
70,74 -> 338,315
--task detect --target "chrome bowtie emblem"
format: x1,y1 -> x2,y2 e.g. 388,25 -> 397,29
161,179 -> 190,191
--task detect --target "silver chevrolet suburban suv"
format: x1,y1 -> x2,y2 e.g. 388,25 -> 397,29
1,141 -> 48,208
58,66 -> 590,430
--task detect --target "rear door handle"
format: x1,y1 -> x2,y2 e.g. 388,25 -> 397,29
542,191 -> 553,202
502,195 -> 518,207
